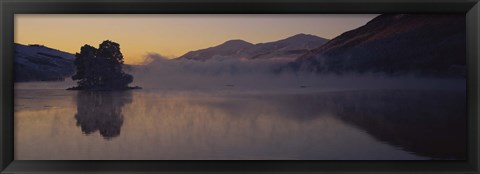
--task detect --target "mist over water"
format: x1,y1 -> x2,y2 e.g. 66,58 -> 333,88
13,53 -> 467,160
13,13 -> 468,160
14,87 -> 466,160
126,53 -> 466,92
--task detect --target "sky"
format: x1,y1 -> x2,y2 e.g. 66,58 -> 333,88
15,14 -> 378,65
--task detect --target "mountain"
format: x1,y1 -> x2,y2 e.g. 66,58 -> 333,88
291,14 -> 466,77
240,34 -> 329,60
178,40 -> 253,61
176,34 -> 329,61
15,43 -> 75,82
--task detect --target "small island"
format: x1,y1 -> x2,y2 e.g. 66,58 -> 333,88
67,40 -> 141,91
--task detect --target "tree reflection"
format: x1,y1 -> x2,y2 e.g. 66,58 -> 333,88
74,91 -> 133,140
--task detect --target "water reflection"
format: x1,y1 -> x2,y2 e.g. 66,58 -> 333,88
74,91 -> 133,139
14,88 -> 466,160
195,90 -> 466,159
328,90 -> 466,159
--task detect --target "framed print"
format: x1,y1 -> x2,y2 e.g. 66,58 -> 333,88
1,0 -> 479,173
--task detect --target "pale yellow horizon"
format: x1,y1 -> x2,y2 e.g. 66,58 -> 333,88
15,14 -> 378,65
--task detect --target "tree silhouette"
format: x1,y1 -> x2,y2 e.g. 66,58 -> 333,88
70,40 -> 134,90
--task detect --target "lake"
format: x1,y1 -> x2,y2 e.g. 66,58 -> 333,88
14,82 -> 466,160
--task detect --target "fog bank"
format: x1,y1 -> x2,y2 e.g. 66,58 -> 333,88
127,53 -> 466,92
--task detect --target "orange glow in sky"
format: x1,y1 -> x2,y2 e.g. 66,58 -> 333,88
15,14 -> 377,65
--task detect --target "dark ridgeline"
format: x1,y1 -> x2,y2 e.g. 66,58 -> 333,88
291,14 -> 466,77
174,34 -> 329,61
69,40 -> 140,91
14,43 -> 75,82
75,91 -> 133,139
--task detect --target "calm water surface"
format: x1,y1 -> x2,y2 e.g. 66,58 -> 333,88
14,83 -> 466,160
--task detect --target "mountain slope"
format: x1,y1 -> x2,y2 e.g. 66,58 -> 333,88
240,34 -> 329,60
15,44 -> 76,82
176,34 -> 329,61
292,14 -> 466,77
178,40 -> 254,61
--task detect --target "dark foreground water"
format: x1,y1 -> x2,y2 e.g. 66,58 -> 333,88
14,85 -> 466,160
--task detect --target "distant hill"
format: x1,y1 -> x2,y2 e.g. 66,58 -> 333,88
15,44 -> 76,82
291,14 -> 466,77
176,34 -> 329,61
178,40 -> 254,61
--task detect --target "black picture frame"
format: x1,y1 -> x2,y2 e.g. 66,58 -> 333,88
1,0 -> 479,173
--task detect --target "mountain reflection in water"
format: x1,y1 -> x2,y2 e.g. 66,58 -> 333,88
14,88 -> 466,160
234,90 -> 466,159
